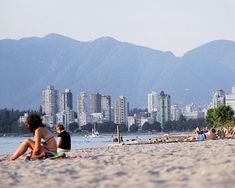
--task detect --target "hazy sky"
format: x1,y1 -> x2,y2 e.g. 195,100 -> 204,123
0,0 -> 235,56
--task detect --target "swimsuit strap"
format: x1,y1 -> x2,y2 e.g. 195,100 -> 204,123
43,136 -> 54,145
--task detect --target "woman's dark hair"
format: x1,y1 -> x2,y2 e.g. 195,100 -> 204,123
26,114 -> 45,132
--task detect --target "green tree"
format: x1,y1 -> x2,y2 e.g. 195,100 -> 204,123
151,121 -> 162,132
129,124 -> 139,132
142,122 -> 151,131
68,122 -> 79,132
206,105 -> 234,127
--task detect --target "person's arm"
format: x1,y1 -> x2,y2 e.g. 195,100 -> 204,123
32,129 -> 42,157
57,137 -> 62,148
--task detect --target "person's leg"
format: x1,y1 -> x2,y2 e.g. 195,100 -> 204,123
9,138 -> 35,160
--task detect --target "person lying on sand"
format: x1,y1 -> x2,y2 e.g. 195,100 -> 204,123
184,128 -> 216,141
9,114 -> 57,160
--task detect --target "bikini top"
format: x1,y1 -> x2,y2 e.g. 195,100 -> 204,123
42,136 -> 54,145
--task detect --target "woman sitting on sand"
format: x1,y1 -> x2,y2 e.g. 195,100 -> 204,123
9,114 -> 57,160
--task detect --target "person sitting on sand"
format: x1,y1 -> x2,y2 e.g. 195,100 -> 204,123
54,124 -> 71,152
205,128 -> 217,140
9,114 -> 57,160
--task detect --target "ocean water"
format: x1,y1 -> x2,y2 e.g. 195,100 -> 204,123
0,133 -> 161,156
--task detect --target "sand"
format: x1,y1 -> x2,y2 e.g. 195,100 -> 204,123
0,138 -> 235,188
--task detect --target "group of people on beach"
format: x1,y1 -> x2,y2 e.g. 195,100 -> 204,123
9,114 -> 71,161
7,113 -> 235,161
185,126 -> 235,141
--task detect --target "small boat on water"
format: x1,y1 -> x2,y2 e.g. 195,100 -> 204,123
85,123 -> 100,138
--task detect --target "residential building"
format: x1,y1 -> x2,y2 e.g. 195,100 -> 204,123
114,96 -> 128,124
182,103 -> 204,120
212,89 -> 225,108
171,104 -> 181,121
101,95 -> 111,121
60,89 -> 73,111
90,92 -> 102,113
77,92 -> 89,115
157,91 -> 171,130
226,85 -> 235,113
148,91 -> 158,113
41,85 -> 59,126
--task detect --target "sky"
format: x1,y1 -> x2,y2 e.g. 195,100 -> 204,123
0,0 -> 235,56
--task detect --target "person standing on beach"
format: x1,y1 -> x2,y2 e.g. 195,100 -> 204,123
54,124 -> 71,152
9,114 -> 57,160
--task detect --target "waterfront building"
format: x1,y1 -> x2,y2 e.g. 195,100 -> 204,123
114,96 -> 128,124
212,89 -> 225,108
101,95 -> 111,121
147,91 -> 158,114
41,85 -> 59,126
77,92 -> 90,115
171,104 -> 181,121
90,92 -> 102,113
157,91 -> 171,130
78,112 -> 93,127
182,103 -> 204,120
226,85 -> 235,113
56,110 -> 75,130
128,116 -> 136,129
60,89 -> 73,111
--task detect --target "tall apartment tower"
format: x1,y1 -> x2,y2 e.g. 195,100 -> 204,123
60,89 -> 73,111
157,91 -> 171,130
77,92 -> 89,115
101,95 -> 111,121
148,91 -> 158,113
212,89 -> 225,108
226,85 -> 235,112
171,104 -> 181,121
41,85 -> 59,116
114,96 -> 127,124
90,92 -> 102,113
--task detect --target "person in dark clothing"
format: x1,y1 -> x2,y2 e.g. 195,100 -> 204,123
54,124 -> 71,152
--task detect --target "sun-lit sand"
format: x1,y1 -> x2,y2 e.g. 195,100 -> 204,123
0,138 -> 235,188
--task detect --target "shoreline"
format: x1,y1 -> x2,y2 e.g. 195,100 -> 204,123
1,138 -> 235,187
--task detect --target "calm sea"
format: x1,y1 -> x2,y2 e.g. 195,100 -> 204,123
0,133 -> 161,155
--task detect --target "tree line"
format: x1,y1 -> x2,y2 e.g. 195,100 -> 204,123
0,105 -> 234,134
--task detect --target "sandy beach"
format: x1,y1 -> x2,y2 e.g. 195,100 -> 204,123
0,138 -> 235,188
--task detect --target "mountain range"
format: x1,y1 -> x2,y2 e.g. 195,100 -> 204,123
0,33 -> 235,110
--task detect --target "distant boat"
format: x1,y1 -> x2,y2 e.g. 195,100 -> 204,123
85,123 -> 100,138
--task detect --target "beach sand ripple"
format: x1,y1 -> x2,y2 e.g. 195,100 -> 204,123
0,139 -> 235,188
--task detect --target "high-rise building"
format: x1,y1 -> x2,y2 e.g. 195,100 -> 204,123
42,85 -> 59,116
90,92 -> 102,113
41,85 -> 59,126
212,89 -> 225,108
60,89 -> 73,111
101,95 -> 111,121
171,104 -> 181,121
114,96 -> 128,124
148,91 -> 158,113
157,91 -> 171,130
77,92 -> 89,115
182,103 -> 204,120
226,85 -> 235,112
